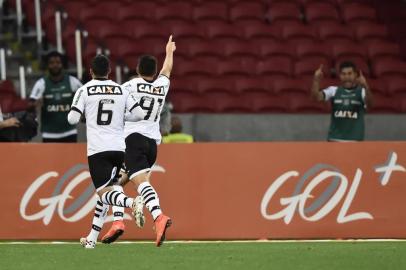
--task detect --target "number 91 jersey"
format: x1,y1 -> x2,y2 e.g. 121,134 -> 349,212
122,75 -> 170,144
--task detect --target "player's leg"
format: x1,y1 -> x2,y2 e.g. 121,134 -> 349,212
89,152 -> 144,227
101,170 -> 128,244
80,197 -> 109,248
125,133 -> 171,247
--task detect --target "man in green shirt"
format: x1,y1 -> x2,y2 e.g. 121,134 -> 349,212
311,61 -> 373,142
29,51 -> 82,142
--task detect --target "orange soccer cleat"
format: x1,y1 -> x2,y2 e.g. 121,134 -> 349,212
154,214 -> 172,247
101,220 -> 125,244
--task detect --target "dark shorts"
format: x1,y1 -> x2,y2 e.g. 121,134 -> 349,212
125,133 -> 157,179
88,151 -> 124,191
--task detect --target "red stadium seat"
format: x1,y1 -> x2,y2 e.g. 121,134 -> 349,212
367,78 -> 388,96
193,3 -> 228,23
79,3 -> 118,22
332,41 -> 368,60
211,94 -> 254,113
281,23 -> 318,43
266,3 -> 301,24
294,57 -> 333,78
369,94 -> 401,113
85,20 -> 131,40
387,78 -> 406,96
155,3 -> 193,23
250,94 -> 291,113
305,3 -> 340,24
168,23 -> 206,42
290,96 -> 329,113
242,24 -> 282,41
223,42 -> 259,59
174,60 -> 215,77
216,60 -> 253,77
234,78 -> 273,94
273,78 -> 309,96
197,78 -> 236,95
61,2 -> 90,22
188,41 -> 225,59
367,41 -> 401,61
295,42 -> 332,62
170,78 -> 199,95
341,4 -> 377,24
206,22 -> 244,42
170,93 -> 217,113
230,3 -> 266,23
132,23 -> 169,43
317,22 -> 354,43
266,5 -> 302,24
372,59 -> 406,79
259,41 -> 295,59
0,80 -> 16,95
117,2 -> 157,22
256,57 -> 293,77
300,0 -> 337,7
354,23 -> 389,43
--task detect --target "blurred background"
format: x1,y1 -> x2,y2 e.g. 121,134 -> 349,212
0,0 -> 405,142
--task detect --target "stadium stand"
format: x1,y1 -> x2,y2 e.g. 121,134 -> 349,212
8,0 -> 406,113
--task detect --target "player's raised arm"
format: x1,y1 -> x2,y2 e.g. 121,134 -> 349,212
159,35 -> 176,78
311,64 -> 325,102
67,87 -> 85,125
357,70 -> 374,108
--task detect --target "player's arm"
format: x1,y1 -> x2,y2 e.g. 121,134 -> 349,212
159,35 -> 176,78
28,78 -> 46,109
125,93 -> 146,122
311,64 -> 325,102
357,70 -> 373,108
67,88 -> 85,125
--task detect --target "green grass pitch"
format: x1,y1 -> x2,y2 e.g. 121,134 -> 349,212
1,241 -> 406,270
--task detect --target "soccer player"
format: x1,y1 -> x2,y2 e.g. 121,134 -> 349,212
30,51 -> 82,142
67,54 -> 146,248
98,35 -> 176,247
311,61 -> 373,142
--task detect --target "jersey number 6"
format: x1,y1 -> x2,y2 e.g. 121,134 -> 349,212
97,99 -> 114,125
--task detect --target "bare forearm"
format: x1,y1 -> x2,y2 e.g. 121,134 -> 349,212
311,79 -> 324,101
160,52 -> 173,77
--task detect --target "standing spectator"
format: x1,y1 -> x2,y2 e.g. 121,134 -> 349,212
29,51 -> 82,142
163,116 -> 194,143
311,61 -> 373,142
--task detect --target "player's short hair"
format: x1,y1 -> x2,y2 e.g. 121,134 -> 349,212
339,61 -> 357,72
91,54 -> 110,77
137,55 -> 157,77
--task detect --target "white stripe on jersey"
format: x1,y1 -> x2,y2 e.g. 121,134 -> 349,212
122,75 -> 170,144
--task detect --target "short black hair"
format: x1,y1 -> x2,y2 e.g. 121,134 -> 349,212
91,54 -> 110,77
137,55 -> 157,77
339,61 -> 357,72
46,51 -> 64,63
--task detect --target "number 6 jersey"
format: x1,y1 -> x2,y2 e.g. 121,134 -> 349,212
70,79 -> 142,156
122,75 -> 170,144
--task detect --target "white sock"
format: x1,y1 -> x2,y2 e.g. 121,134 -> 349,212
137,182 -> 162,220
87,198 -> 109,242
112,185 -> 124,221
